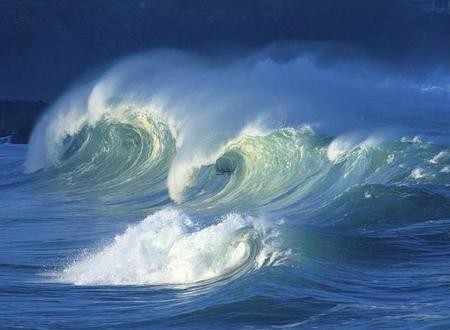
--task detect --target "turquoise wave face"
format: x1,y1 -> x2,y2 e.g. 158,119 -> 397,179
24,103 -> 450,228
31,110 -> 176,208
179,128 -> 450,222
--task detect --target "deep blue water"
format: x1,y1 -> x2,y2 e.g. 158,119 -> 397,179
2,52 -> 450,329
2,132 -> 450,329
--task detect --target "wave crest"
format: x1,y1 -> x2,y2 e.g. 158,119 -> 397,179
59,209 -> 286,286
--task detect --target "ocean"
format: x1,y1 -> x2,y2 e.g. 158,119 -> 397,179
1,51 -> 450,329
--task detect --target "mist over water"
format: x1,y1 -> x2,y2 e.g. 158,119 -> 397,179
2,48 -> 450,328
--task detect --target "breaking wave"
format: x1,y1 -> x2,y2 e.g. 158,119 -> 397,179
22,49 -> 450,288
59,209 -> 286,286
24,98 -> 450,217
24,50 -> 450,215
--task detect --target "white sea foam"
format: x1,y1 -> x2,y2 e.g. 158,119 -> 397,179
441,166 -> 450,173
327,135 -> 380,163
327,136 -> 356,162
410,168 -> 426,179
59,209 -> 285,286
430,151 -> 448,164
401,136 -> 423,144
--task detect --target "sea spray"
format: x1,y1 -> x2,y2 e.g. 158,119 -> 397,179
59,209 -> 287,286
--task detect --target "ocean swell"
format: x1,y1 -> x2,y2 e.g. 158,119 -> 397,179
22,50 -> 450,224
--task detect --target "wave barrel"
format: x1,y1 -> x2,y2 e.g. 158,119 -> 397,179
215,156 -> 236,174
